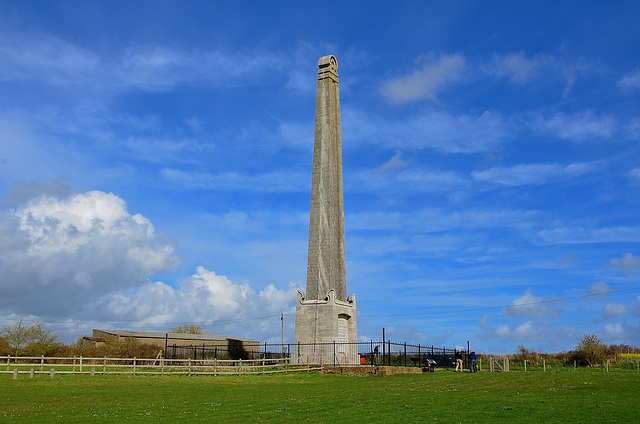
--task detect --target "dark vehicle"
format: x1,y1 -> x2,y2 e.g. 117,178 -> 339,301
424,354 -> 456,368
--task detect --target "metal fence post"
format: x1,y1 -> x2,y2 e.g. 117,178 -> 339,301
404,342 -> 407,367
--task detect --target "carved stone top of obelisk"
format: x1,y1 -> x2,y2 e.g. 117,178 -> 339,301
305,54 -> 347,302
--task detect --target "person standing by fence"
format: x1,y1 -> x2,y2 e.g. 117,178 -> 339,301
469,350 -> 477,373
455,349 -> 463,372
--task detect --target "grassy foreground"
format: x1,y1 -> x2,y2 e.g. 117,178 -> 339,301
1,369 -> 639,423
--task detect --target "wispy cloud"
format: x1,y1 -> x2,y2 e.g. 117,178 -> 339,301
0,31 -> 287,91
472,161 -> 601,186
486,51 -> 577,97
160,168 -> 309,192
380,54 -> 466,103
347,207 -> 538,233
529,111 -> 616,142
618,70 -> 640,91
489,51 -> 556,83
349,168 -> 466,193
342,108 -> 512,153
538,226 -> 640,244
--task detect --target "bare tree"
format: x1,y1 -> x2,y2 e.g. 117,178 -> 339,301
1,317 -> 33,356
170,323 -> 206,334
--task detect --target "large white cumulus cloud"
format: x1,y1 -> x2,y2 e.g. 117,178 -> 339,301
103,267 -> 299,341
0,187 -> 298,342
0,190 -> 180,315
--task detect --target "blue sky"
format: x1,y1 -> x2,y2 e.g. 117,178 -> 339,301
1,1 -> 640,354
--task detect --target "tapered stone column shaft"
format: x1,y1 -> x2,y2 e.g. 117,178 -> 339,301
293,55 -> 357,365
306,54 -> 347,302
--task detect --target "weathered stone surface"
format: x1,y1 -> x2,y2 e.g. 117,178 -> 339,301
306,54 -> 346,303
293,55 -> 358,365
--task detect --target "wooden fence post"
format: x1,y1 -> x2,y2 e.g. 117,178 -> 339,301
50,369 -> 54,379
91,367 -> 95,377
524,360 -> 527,372
133,357 -> 137,375
13,369 -> 18,380
6,355 -> 10,372
41,355 -> 44,373
574,360 -> 576,371
30,368 -> 35,379
543,360 -> 546,372
80,356 -> 83,373
103,357 -> 106,375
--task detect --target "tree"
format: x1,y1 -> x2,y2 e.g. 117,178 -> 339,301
170,323 -> 206,335
575,334 -> 608,366
1,317 -> 33,356
1,318 -> 62,356
27,322 -> 61,356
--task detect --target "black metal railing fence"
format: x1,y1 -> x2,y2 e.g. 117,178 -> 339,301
166,341 -> 467,369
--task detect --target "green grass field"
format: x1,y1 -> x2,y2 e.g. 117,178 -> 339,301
2,368 -> 639,423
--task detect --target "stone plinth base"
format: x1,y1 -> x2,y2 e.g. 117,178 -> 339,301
293,289 -> 357,365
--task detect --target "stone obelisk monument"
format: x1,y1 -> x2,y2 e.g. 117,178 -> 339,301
293,55 -> 358,365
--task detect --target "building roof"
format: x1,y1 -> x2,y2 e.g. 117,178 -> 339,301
94,329 -> 258,344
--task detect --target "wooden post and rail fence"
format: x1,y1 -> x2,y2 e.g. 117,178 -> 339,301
1,355 -> 322,377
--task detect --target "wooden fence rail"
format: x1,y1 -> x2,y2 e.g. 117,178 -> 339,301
1,355 -> 322,376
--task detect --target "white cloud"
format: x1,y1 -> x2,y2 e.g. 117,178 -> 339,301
610,253 -> 640,276
633,297 -> 640,319
603,303 -> 628,319
490,51 -> 555,83
538,226 -> 640,244
589,281 -> 611,295
0,30 -> 286,91
626,119 -> 640,140
478,313 -> 491,328
0,189 -> 180,315
160,169 -> 309,192
375,150 -> 411,173
346,207 -> 537,233
487,51 -> 577,97
472,161 -> 600,186
601,322 -> 640,344
348,168 -> 466,194
341,105 -> 511,154
530,111 -> 616,142
100,266 -> 299,341
603,323 -> 625,339
503,289 -> 559,319
483,320 -> 578,348
618,70 -> 640,91
381,54 -> 466,103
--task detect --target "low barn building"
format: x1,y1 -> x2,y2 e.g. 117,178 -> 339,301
92,329 -> 259,359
